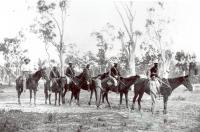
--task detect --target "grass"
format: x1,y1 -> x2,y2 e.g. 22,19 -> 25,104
0,85 -> 200,131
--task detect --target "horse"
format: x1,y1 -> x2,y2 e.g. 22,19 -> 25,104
98,74 -> 140,108
131,75 -> 193,114
63,72 -> 105,107
16,68 -> 47,105
44,77 -> 66,105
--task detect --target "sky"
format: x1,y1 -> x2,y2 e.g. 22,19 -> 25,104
0,0 -> 200,65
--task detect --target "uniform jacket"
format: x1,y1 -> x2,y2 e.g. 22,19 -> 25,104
82,68 -> 90,81
65,66 -> 75,77
110,66 -> 121,77
49,70 -> 60,79
150,66 -> 158,78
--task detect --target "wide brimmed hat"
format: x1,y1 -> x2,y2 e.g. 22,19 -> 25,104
24,58 -> 30,62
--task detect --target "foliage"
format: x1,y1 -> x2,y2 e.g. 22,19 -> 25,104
114,2 -> 142,74
91,23 -> 115,72
31,0 -> 69,75
174,50 -> 197,76
0,32 -> 27,85
145,2 -> 173,77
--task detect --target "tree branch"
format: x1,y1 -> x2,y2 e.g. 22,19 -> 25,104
114,2 -> 132,39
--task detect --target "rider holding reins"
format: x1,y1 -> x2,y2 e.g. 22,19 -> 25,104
110,62 -> 121,93
49,66 -> 60,88
65,62 -> 76,85
21,58 -> 31,92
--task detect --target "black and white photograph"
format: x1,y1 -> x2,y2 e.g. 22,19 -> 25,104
0,0 -> 200,131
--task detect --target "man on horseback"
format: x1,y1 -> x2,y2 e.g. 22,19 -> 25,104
81,64 -> 91,91
65,62 -> 76,85
21,58 -> 31,92
110,62 -> 121,93
49,66 -> 60,89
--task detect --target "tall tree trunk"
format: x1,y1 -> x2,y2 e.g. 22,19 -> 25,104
59,51 -> 64,76
8,74 -> 11,86
128,42 -> 136,75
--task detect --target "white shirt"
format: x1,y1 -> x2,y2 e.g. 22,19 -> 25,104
21,64 -> 31,72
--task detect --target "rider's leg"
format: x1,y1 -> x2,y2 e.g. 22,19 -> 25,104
87,81 -> 90,92
155,78 -> 161,95
23,72 -> 27,92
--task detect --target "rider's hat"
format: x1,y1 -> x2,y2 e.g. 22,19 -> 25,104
86,64 -> 90,68
24,58 -> 30,63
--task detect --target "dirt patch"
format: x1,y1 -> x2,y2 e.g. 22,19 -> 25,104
0,85 -> 200,131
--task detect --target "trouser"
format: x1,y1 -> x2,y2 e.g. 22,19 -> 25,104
50,78 -> 58,88
66,76 -> 74,84
22,71 -> 29,91
149,78 -> 160,97
110,76 -> 118,87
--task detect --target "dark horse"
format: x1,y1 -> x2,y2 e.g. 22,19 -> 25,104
131,75 -> 193,114
44,77 -> 66,105
65,73 -> 99,106
16,68 -> 47,105
98,74 -> 140,108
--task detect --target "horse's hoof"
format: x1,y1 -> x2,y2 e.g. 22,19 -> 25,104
88,102 -> 91,105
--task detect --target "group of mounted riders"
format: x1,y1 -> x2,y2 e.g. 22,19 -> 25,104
17,57 -> 197,114
21,57 -> 163,102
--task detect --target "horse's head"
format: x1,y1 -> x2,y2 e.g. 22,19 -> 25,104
60,76 -> 68,88
38,67 -> 48,80
182,75 -> 193,91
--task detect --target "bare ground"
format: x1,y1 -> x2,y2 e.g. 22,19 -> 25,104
0,82 -> 200,132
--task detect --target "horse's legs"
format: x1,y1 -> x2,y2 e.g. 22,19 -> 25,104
62,85 -> 68,104
138,92 -> 144,111
44,84 -> 48,104
125,92 -> 129,108
69,92 -> 73,105
105,93 -> 111,107
49,93 -> 51,105
55,92 -> 57,105
102,92 -> 106,103
163,96 -> 168,114
58,92 -> 61,106
119,93 -> 123,106
88,89 -> 93,105
34,90 -> 36,105
76,91 -> 80,106
29,89 -> 32,104
17,88 -> 21,105
131,91 -> 139,110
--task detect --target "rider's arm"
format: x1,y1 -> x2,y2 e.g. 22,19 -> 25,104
57,71 -> 60,78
